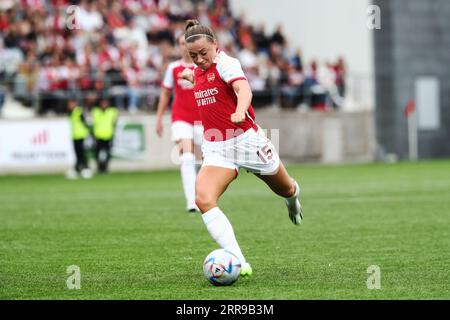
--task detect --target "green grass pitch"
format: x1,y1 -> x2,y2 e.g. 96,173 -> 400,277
1,160 -> 449,299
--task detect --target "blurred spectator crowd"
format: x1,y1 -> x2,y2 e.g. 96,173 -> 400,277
0,0 -> 347,115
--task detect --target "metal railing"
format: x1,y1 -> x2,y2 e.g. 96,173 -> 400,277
0,71 -> 374,115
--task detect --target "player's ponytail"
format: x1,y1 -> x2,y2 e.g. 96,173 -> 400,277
185,19 -> 215,43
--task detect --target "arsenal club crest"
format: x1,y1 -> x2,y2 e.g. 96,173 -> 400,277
207,73 -> 215,83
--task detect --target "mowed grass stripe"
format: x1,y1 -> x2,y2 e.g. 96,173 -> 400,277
0,161 -> 449,299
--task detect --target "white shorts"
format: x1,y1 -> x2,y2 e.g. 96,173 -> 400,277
171,121 -> 203,145
201,127 -> 280,175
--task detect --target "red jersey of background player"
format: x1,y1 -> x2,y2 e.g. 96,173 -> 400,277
193,49 -> 258,142
162,60 -> 201,124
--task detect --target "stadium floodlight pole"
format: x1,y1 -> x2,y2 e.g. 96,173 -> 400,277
406,101 -> 418,161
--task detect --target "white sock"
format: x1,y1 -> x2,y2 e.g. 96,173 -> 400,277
285,180 -> 300,206
202,207 -> 247,264
180,152 -> 197,209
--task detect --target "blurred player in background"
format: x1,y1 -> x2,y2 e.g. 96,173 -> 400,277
155,34 -> 203,213
181,20 -> 304,278
66,98 -> 93,180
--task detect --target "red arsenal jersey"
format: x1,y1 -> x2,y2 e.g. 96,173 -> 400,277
162,60 -> 201,124
193,50 -> 257,142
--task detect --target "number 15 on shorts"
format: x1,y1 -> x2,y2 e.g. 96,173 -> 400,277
257,144 -> 273,164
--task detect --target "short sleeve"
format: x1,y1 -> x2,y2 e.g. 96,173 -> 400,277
216,52 -> 247,85
162,63 -> 175,89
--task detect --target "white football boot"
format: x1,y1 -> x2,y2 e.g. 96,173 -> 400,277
284,181 -> 303,225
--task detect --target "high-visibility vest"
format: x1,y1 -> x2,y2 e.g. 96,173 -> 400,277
91,107 -> 118,140
70,106 -> 89,140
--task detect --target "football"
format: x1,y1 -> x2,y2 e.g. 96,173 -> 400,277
203,249 -> 241,286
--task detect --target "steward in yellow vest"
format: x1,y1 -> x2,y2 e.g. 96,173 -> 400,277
91,98 -> 118,174
67,99 -> 92,179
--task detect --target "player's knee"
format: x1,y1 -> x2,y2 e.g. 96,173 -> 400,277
195,190 -> 217,212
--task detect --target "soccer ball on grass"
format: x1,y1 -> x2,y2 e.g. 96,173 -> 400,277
203,249 -> 241,286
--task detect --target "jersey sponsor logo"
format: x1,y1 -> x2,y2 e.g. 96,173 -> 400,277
194,87 -> 219,107
196,96 -> 217,107
194,88 -> 219,99
207,73 -> 215,83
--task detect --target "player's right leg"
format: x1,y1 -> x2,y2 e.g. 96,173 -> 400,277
254,162 -> 303,225
236,128 -> 303,225
172,121 -> 200,212
196,165 -> 252,277
178,138 -> 198,212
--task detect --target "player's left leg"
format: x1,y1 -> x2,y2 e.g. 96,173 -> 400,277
254,161 -> 304,225
196,165 -> 252,277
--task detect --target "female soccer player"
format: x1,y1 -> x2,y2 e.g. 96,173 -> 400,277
181,20 -> 304,277
155,34 -> 203,212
